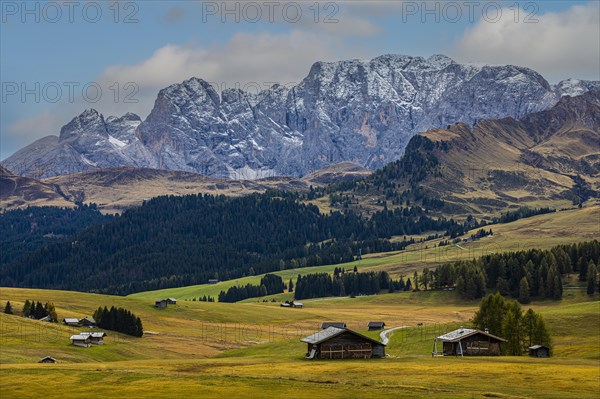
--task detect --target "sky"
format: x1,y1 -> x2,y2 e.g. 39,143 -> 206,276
1,0 -> 599,159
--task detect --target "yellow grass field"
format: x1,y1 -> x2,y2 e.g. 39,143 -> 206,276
0,285 -> 599,399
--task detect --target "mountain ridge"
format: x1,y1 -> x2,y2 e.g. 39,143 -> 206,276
3,54 -> 598,179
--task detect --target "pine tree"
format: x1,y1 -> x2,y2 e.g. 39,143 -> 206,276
4,301 -> 13,314
288,278 -> 294,292
22,300 -> 31,317
586,261 -> 597,295
519,277 -> 530,304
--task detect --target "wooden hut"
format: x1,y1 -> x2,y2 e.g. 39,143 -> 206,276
81,332 -> 107,345
79,317 -> 96,327
39,315 -> 54,323
433,328 -> 506,356
38,356 -> 56,363
368,322 -> 386,330
301,327 -> 385,359
63,318 -> 79,326
166,298 -> 177,305
155,299 -> 167,309
292,301 -> 303,308
70,334 -> 92,348
321,322 -> 346,329
529,345 -> 550,358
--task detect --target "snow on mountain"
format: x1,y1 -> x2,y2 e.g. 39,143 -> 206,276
3,54 -> 599,179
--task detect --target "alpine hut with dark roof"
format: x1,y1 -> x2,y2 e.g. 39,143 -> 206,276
432,327 -> 506,356
301,327 -> 385,359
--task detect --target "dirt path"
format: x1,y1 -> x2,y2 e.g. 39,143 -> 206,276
379,326 -> 409,345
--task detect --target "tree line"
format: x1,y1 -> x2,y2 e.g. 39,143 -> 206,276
422,240 -> 599,301
218,274 -> 285,302
294,270 -> 394,300
1,192 -> 466,295
93,306 -> 143,337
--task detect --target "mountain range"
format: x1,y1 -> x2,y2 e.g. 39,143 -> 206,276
3,54 -> 598,180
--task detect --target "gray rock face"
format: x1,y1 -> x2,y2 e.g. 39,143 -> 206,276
4,54 -> 599,179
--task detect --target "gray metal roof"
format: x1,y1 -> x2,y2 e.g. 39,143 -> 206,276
368,321 -> 385,327
64,318 -> 79,323
70,334 -> 90,340
80,332 -> 107,338
436,328 -> 506,342
301,327 -> 385,346
302,327 -> 346,344
80,317 -> 96,323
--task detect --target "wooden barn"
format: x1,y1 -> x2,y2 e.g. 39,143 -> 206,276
368,322 -> 386,330
301,327 -> 386,359
70,334 -> 92,348
529,345 -> 550,358
81,332 -> 107,345
321,322 -> 346,329
433,328 -> 506,356
155,299 -> 167,309
79,317 -> 96,327
63,318 -> 79,326
38,356 -> 56,363
166,298 -> 177,305
292,301 -> 303,308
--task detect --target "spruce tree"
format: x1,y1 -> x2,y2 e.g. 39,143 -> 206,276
518,277 -> 530,304
4,301 -> 13,314
586,262 -> 597,295
22,300 -> 31,317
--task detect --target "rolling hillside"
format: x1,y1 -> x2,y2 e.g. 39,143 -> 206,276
317,91 -> 600,218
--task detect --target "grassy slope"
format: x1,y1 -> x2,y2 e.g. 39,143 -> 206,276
1,207 -> 599,398
0,287 -> 598,399
129,206 -> 599,301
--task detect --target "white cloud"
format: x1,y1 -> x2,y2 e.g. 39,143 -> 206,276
6,111 -> 65,139
451,2 -> 600,82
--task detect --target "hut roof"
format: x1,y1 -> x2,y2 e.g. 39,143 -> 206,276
368,322 -> 385,328
38,356 -> 56,363
320,322 -> 346,329
70,334 -> 91,341
436,328 -> 506,343
301,327 -> 385,346
168,298 -> 177,301
80,317 -> 96,324
529,345 -> 549,350
64,318 -> 79,323
80,332 -> 107,338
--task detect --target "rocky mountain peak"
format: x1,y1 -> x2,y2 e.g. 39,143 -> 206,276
3,54 -> 599,180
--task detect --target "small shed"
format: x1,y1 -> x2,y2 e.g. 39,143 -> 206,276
79,317 -> 96,327
166,298 -> 177,305
433,328 -> 506,356
63,318 -> 79,326
321,322 -> 346,329
39,315 -> 54,323
368,322 -> 386,330
280,303 -> 291,307
208,279 -> 219,284
155,299 -> 167,309
529,345 -> 550,358
38,356 -> 56,363
292,301 -> 303,308
70,334 -> 92,348
301,327 -> 385,359
81,332 -> 107,345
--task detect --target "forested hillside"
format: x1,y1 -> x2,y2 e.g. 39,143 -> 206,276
0,191 -> 466,295
0,205 -> 113,268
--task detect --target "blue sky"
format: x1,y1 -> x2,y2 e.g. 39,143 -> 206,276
1,0 -> 598,159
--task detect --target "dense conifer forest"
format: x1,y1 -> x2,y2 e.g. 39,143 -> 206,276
0,205 -> 113,268
0,192 -> 465,295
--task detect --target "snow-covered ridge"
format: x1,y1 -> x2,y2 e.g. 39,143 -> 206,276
3,54 -> 599,179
